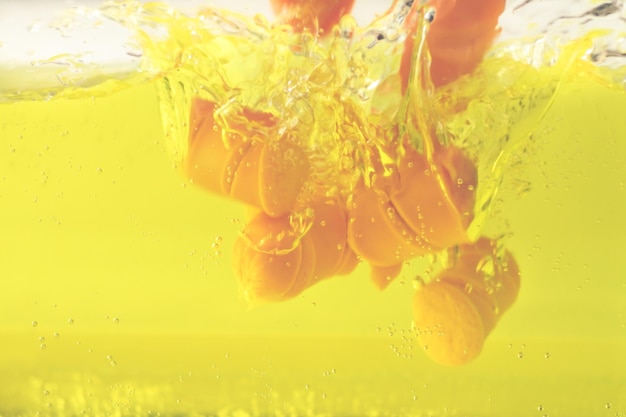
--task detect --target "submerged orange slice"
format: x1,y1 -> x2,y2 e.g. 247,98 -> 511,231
234,199 -> 357,303
347,144 -> 477,281
186,98 -> 309,218
413,237 -> 520,366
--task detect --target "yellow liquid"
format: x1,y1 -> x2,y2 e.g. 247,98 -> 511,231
1,6 -> 626,417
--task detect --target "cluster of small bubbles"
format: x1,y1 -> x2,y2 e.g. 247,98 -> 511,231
106,354 -> 117,366
211,236 -> 223,257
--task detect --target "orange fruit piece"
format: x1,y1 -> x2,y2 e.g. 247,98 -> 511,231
347,144 -> 477,283
413,237 -> 520,366
185,98 -> 309,217
270,0 -> 355,35
389,145 -> 477,250
427,0 -> 506,87
399,0 -> 506,90
234,200 -> 358,303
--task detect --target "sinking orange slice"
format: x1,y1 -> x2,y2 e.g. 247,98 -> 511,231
234,199 -> 357,303
413,237 -> 520,366
186,98 -> 309,218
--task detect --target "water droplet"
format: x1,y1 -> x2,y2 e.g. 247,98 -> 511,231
544,352 -> 551,359
68,318 -> 75,325
53,332 -> 60,338
517,352 -> 524,359
32,321 -> 38,327
605,403 -> 611,409
39,336 -> 46,343
113,317 -> 120,324
40,344 -> 47,349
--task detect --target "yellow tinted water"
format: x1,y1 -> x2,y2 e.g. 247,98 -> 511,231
1,4 -> 626,417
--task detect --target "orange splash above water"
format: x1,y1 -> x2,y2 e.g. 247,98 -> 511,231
182,0 -> 520,366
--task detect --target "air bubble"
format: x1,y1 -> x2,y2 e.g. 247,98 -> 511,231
32,321 -> 38,327
385,27 -> 400,42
